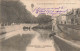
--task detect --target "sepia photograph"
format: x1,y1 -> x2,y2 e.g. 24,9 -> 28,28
0,0 -> 80,51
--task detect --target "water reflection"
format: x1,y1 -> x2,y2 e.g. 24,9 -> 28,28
0,29 -> 56,51
35,29 -> 52,41
1,34 -> 34,51
26,29 -> 56,51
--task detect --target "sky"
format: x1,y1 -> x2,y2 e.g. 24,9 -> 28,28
20,0 -> 80,17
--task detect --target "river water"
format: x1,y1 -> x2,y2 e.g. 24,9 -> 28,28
0,29 -> 56,51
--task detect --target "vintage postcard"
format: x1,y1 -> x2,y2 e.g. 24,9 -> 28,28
0,0 -> 80,51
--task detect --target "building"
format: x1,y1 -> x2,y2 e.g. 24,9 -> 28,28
57,14 -> 67,24
66,9 -> 80,25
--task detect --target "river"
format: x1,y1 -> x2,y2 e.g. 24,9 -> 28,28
0,29 -> 57,51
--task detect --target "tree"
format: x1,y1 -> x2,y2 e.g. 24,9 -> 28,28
37,14 -> 52,24
1,1 -> 34,24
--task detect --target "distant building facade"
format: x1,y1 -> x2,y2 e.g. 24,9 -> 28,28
66,9 -> 80,25
57,9 -> 80,25
57,14 -> 67,24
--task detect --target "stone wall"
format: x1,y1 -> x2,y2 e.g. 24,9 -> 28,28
53,35 -> 80,51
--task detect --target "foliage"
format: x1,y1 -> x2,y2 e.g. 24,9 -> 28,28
37,14 -> 52,24
1,1 -> 36,24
